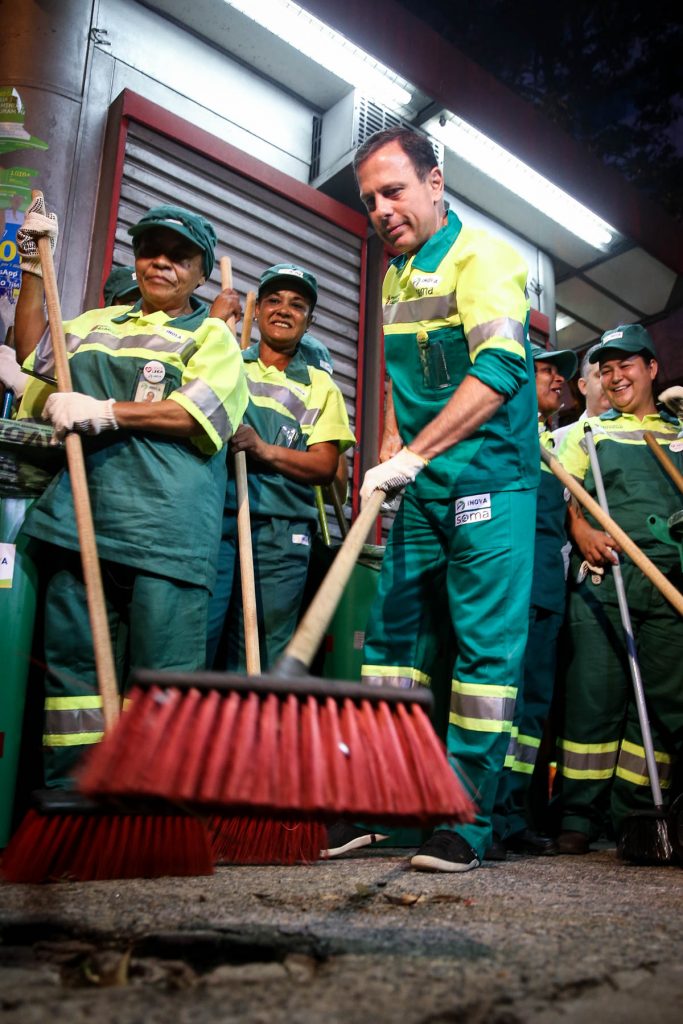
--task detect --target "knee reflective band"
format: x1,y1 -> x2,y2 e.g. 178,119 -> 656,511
449,680 -> 516,733
43,696 -> 104,747
615,739 -> 673,788
504,732 -> 540,774
558,738 -> 619,780
361,665 -> 431,689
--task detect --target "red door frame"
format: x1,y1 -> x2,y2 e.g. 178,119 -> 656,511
101,89 -> 369,503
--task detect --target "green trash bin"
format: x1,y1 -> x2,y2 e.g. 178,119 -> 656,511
0,418 -> 64,847
322,542 -> 385,683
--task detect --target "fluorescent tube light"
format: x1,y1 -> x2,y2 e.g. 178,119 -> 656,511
556,313 -> 576,332
223,0 -> 412,109
428,114 -> 618,250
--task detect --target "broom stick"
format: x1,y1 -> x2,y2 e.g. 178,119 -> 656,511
643,430 -> 683,495
34,191 -> 119,729
219,257 -> 260,673
540,445 -> 683,617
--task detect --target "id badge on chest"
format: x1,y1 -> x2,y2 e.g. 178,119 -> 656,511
132,360 -> 171,403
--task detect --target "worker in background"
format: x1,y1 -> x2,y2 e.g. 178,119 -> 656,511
556,324 -> 683,855
553,344 -> 612,446
326,127 -> 538,872
13,199 -> 248,788
488,343 -> 578,858
206,263 -> 355,671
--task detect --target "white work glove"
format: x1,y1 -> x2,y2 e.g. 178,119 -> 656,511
43,393 -> 118,441
0,345 -> 29,397
16,195 -> 59,278
659,387 -> 683,422
360,446 -> 428,505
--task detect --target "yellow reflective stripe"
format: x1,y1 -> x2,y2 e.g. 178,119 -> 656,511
615,765 -> 672,788
518,733 -> 541,749
509,759 -> 535,775
558,738 -> 619,754
361,664 -> 431,687
560,766 -> 615,780
449,712 -> 512,733
42,731 -> 103,747
44,695 -> 103,710
452,681 -> 517,700
620,739 -> 672,763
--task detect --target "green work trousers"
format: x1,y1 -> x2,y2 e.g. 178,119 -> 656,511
492,604 -> 563,840
207,513 -> 313,672
361,488 -> 536,859
42,547 -> 209,789
559,561 -> 683,840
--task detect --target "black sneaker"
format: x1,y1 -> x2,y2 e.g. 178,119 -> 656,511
410,832 -> 480,873
321,823 -> 390,859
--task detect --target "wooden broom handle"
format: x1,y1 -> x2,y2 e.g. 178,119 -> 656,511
643,431 -> 683,495
283,489 -> 385,667
541,445 -> 683,617
220,256 -> 260,673
33,191 -> 120,729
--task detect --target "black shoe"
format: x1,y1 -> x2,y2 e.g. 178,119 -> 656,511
321,823 -> 389,858
410,832 -> 480,873
484,833 -> 508,861
506,828 -> 559,857
556,830 -> 590,855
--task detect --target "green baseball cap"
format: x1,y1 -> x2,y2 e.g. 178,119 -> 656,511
589,323 -> 657,363
258,263 -> 317,307
103,265 -> 139,306
128,204 -> 217,278
530,342 -> 578,381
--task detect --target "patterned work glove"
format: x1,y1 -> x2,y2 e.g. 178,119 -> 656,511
360,446 -> 429,505
659,387 -> 683,423
16,195 -> 59,278
43,393 -> 118,442
0,345 -> 29,397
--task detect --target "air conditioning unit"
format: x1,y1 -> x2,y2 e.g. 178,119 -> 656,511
310,92 -> 444,192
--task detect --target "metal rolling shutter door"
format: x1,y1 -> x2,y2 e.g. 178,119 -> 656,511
111,122 -> 363,533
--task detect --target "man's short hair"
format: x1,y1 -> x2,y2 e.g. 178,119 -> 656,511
353,127 -> 438,182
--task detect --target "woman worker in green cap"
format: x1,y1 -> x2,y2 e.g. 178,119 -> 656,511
13,197 -> 248,789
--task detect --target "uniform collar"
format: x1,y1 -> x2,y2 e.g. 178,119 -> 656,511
389,210 -> 463,275
599,406 -> 680,426
242,342 -> 312,385
111,293 -> 209,331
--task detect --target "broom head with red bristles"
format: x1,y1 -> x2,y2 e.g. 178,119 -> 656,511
78,670 -> 475,827
209,814 -> 327,865
1,791 -> 214,883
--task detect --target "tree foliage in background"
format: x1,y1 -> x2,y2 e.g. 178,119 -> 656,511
397,0 -> 683,219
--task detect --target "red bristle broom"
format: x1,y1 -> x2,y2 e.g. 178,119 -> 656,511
1,192 -> 212,883
77,490 -> 476,833
207,261 -> 325,865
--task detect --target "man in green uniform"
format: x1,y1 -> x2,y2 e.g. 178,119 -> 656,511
556,324 -> 683,854
206,263 -> 355,671
13,199 -> 248,787
490,343 -> 577,857
334,127 -> 539,873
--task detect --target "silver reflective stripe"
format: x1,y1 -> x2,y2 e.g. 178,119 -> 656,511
508,738 -> 538,767
466,317 -> 525,351
383,293 -> 457,326
579,428 -> 676,453
247,378 -> 320,426
34,326 -> 80,376
560,748 -> 617,773
451,691 -> 516,724
617,747 -> 673,782
76,330 -> 197,358
178,378 -> 232,441
44,707 -> 104,737
362,674 -> 417,689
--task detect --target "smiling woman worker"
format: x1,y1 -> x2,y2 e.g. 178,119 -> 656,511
13,199 -> 248,789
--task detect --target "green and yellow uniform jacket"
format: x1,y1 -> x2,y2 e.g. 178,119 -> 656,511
21,298 -> 248,588
534,423 -> 569,613
382,210 -> 538,499
558,407 -> 682,570
226,342 -> 355,522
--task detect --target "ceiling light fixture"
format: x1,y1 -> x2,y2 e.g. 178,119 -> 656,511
427,114 -> 618,250
223,0 -> 412,109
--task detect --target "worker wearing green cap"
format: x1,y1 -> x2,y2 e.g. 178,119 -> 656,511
206,262 -> 355,671
556,323 -> 683,856
490,343 -> 578,858
13,198 -> 248,788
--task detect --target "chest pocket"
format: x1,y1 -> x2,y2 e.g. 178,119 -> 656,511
416,327 -> 471,394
